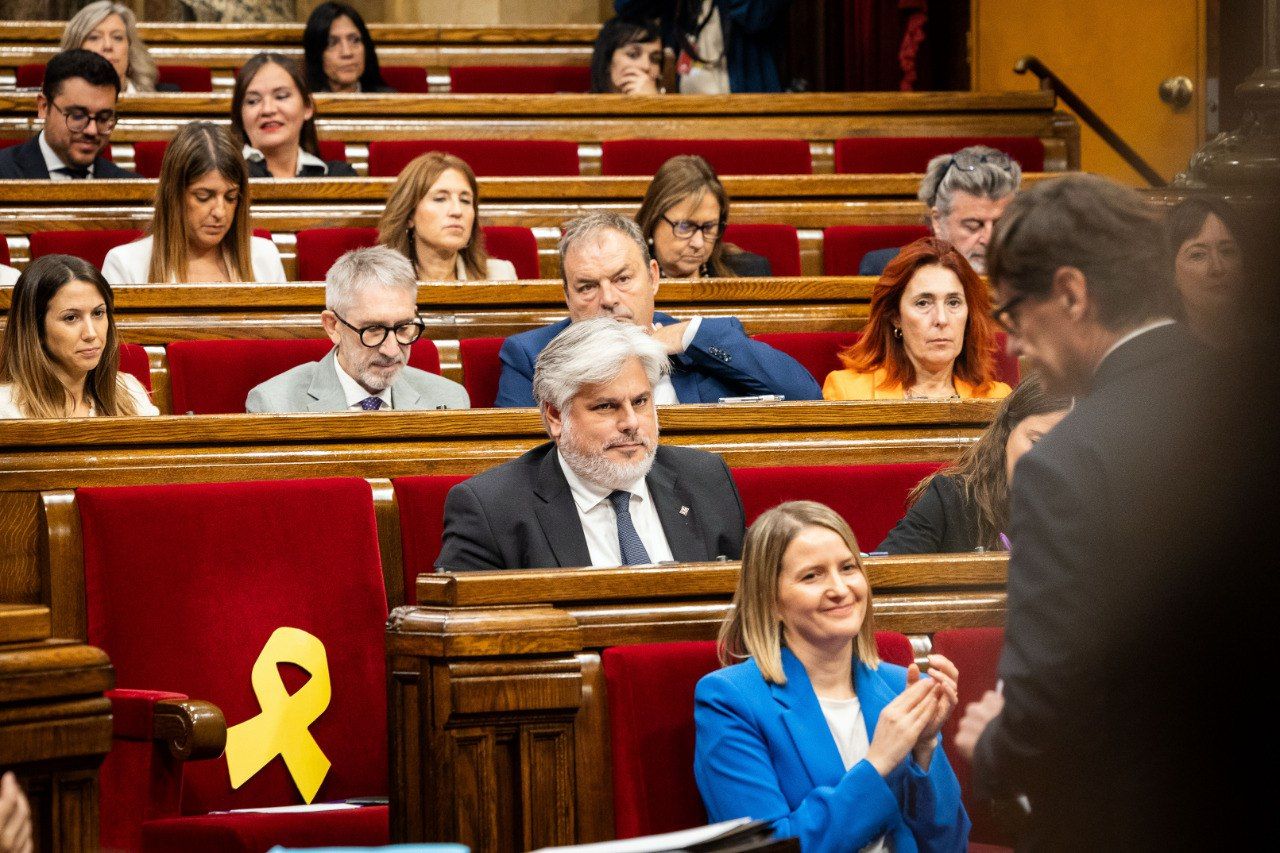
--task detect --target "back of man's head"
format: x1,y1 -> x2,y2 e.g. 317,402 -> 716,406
988,173 -> 1176,330
558,211 -> 651,284
325,245 -> 416,314
533,316 -> 669,413
43,49 -> 121,101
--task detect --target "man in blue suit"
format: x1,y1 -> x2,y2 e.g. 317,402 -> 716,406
495,211 -> 821,407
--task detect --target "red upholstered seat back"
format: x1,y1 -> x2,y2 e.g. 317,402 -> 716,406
449,65 -> 591,94
721,224 -> 801,277
600,139 -> 813,176
295,227 -> 379,281
379,65 -> 430,93
118,343 -> 151,390
993,332 -> 1020,385
156,65 -> 213,92
750,331 -> 861,383
30,229 -> 144,270
132,140 -> 168,178
731,463 -> 945,550
833,136 -> 1046,174
392,475 -> 472,600
318,139 -> 348,163
15,64 -> 43,88
481,225 -> 540,279
0,237 -> 11,265
823,225 -> 932,275
457,336 -> 504,408
367,139 -> 580,177
78,478 -> 390,814
167,338 -> 442,414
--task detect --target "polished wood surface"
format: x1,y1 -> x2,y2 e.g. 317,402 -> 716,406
0,21 -> 602,45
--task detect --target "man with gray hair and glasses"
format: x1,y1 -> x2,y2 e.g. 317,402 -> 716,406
494,211 -> 820,407
246,245 -> 469,412
860,145 -> 1022,276
437,317 -> 745,571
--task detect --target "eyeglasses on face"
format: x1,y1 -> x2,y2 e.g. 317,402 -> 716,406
332,311 -> 425,347
660,214 -> 722,240
50,102 -> 117,133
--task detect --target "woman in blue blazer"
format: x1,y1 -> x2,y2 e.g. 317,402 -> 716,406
694,501 -> 970,852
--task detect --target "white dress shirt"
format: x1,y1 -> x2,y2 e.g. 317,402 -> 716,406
38,130 -> 93,180
651,316 -> 702,405
333,355 -> 392,411
556,450 -> 675,567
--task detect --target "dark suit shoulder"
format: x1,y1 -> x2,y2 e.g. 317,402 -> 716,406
858,247 -> 900,277
0,137 -> 44,179
458,442 -> 556,495
722,249 -> 772,278
95,158 -> 139,179
325,159 -> 358,177
878,473 -> 981,554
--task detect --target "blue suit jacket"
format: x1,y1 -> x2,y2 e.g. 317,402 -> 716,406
495,313 -> 822,408
694,649 -> 969,853
859,247 -> 901,277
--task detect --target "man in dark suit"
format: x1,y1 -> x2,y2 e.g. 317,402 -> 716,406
494,211 -> 820,407
0,50 -> 138,180
437,316 -> 745,571
953,174 -> 1257,849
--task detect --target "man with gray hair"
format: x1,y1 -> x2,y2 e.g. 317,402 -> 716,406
494,211 -> 820,407
246,246 -> 469,412
860,145 -> 1022,276
437,317 -> 745,571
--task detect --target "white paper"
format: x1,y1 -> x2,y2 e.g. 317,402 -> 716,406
532,817 -> 754,853
215,802 -> 360,814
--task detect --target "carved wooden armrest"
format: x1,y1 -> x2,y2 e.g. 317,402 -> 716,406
152,698 -> 227,761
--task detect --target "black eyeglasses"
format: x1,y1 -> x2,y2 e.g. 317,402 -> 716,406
989,291 -> 1032,334
935,150 -> 1015,192
50,102 -> 117,133
661,214 -> 722,240
332,311 -> 425,347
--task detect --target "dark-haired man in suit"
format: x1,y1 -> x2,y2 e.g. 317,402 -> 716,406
0,49 -> 138,180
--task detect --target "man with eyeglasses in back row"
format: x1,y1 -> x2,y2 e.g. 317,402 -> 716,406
246,246 -> 469,412
0,50 -> 139,180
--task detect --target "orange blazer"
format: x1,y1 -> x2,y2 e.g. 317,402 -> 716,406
822,367 -> 1012,401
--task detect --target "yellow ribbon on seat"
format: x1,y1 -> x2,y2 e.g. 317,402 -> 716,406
225,626 -> 332,803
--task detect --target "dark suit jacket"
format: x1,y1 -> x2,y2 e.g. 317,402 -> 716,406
247,157 -> 358,178
971,323 -> 1240,850
722,249 -> 771,277
0,135 -> 139,179
494,313 -> 822,408
435,442 -> 745,571
858,247 -> 900,277
877,474 -> 982,554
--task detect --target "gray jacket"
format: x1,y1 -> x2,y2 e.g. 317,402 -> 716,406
245,348 -> 469,413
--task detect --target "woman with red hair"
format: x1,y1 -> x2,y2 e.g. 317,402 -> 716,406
824,237 -> 1011,401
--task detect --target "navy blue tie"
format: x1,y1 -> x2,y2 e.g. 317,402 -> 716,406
359,396 -> 384,410
608,490 -> 651,566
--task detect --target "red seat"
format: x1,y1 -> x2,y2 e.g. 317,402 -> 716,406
457,337 -> 505,409
79,478 -> 390,852
132,141 -> 168,179
166,338 -> 442,414
0,237 -> 11,265
15,64 -> 43,89
156,65 -> 213,93
600,139 -> 813,176
295,227 -> 378,281
823,225 -> 932,275
731,463 -> 946,550
721,224 -> 801,277
391,474 -> 472,600
118,343 -> 151,390
448,65 -> 591,94
366,139 -> 580,178
993,333 -> 1020,386
379,65 -> 430,93
750,331 -> 862,384
317,139 -> 347,163
29,229 -> 144,270
833,136 -> 1046,174
481,225 -> 539,279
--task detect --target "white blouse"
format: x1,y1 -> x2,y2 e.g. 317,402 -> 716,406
456,256 -> 518,281
818,693 -> 890,853
0,373 -> 159,418
0,263 -> 18,285
101,235 -> 287,285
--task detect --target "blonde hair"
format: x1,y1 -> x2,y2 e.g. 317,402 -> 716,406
147,122 -> 253,284
0,255 -> 139,417
377,151 -> 491,280
718,501 -> 879,684
60,1 -> 157,92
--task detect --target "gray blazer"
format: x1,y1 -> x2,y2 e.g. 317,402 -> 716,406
245,348 -> 469,413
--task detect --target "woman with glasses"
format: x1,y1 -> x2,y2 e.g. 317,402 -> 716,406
1168,196 -> 1246,349
102,122 -> 286,284
303,2 -> 394,94
60,1 -> 158,94
634,155 -> 770,279
824,237 -> 1010,401
377,151 -> 517,281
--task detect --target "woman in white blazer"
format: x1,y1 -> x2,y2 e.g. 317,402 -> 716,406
103,122 -> 286,285
377,151 -> 518,282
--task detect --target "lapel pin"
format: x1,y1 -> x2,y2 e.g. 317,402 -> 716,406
679,506 -> 690,516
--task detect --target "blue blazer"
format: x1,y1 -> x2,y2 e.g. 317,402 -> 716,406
494,313 -> 822,408
694,649 -> 970,853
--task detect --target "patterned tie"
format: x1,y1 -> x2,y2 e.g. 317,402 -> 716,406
358,396 -> 384,411
55,165 -> 90,179
608,490 -> 652,566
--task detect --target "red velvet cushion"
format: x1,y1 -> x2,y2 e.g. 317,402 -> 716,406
29,229 -> 144,270
993,332 -> 1020,386
749,331 -> 861,384
392,474 -> 471,600
132,141 -> 168,179
141,804 -> 389,853
156,65 -> 213,93
449,65 -> 591,94
317,139 -> 347,163
295,227 -> 378,281
833,136 -> 1046,174
118,342 -> 152,391
457,337 -> 504,408
931,628 -> 1010,847
875,631 -> 915,667
600,139 -> 813,176
0,238 -> 11,265
79,478 -> 389,817
367,139 -> 580,178
823,225 -> 931,275
15,64 -> 43,88
721,224 -> 801,277
731,463 -> 946,551
481,225 -> 539,279
379,65 -> 430,93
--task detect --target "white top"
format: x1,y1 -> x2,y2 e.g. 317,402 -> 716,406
0,263 -> 19,285
456,256 -> 518,282
0,372 -> 158,418
101,235 -> 287,285
680,1 -> 731,94
817,694 -> 890,853
556,450 -> 675,567
333,355 -> 392,411
38,130 -> 93,180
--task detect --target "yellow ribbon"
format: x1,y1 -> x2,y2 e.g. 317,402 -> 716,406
225,626 -> 332,804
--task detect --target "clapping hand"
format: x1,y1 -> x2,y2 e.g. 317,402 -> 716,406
865,665 -> 939,777
907,655 -> 960,770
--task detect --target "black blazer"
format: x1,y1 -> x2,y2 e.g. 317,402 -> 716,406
877,474 -> 982,554
722,249 -> 772,277
246,157 -> 358,178
435,441 -> 746,571
0,135 -> 139,179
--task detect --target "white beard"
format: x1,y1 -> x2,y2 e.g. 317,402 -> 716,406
557,415 -> 658,492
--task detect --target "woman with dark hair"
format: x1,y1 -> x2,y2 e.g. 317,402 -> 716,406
823,237 -> 1010,401
231,52 -> 356,178
695,500 -> 969,852
634,155 -> 769,278
0,254 -> 156,418
303,2 -> 393,94
880,374 -> 1071,554
590,17 -> 665,94
1168,196 -> 1245,348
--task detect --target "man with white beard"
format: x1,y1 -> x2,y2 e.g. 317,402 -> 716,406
436,317 -> 746,571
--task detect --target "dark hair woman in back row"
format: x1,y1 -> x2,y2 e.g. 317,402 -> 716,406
303,2 -> 393,94
590,17 -> 665,94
